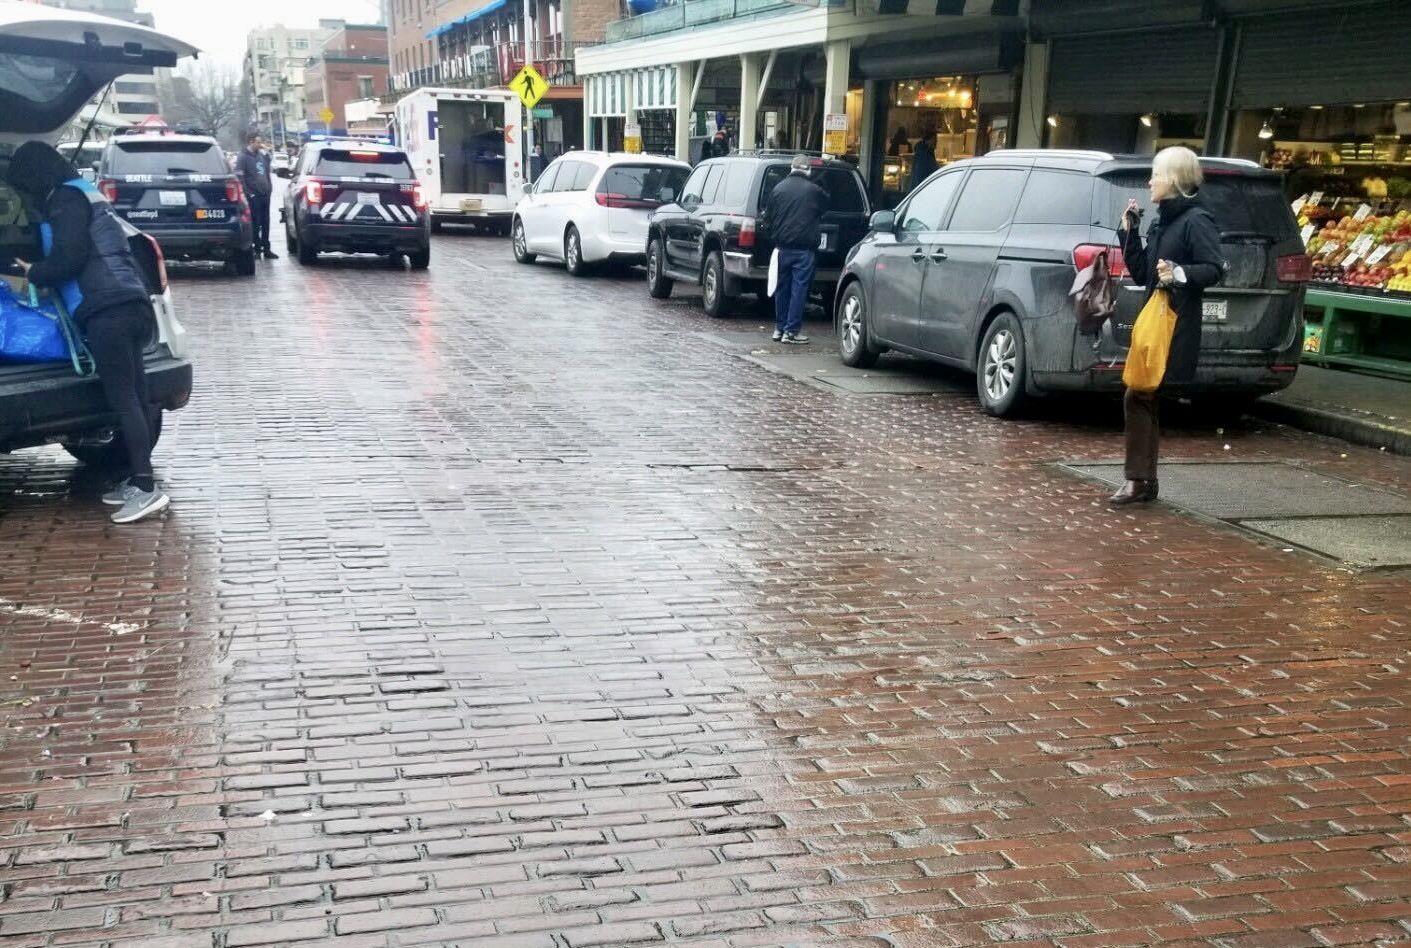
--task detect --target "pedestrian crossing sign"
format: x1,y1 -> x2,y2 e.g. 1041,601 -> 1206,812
510,65 -> 548,110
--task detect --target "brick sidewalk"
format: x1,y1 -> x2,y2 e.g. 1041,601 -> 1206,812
0,238 -> 1407,947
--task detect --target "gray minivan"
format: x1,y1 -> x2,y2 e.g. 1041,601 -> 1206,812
835,149 -> 1306,417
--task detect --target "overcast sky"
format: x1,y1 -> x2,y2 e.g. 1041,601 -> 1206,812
140,0 -> 386,70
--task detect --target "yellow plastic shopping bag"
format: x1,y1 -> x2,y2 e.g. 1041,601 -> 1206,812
1122,290 -> 1178,393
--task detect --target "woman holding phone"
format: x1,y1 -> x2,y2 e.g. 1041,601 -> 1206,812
1111,146 -> 1225,506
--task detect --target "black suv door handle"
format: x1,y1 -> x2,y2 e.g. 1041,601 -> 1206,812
929,249 -> 948,263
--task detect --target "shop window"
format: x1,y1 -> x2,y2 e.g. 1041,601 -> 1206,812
1015,170 -> 1093,225
899,171 -> 962,234
946,168 -> 1027,232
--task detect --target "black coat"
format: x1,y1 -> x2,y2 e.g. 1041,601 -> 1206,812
1119,195 -> 1225,385
764,172 -> 827,251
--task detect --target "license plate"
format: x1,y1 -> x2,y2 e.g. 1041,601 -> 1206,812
357,192 -> 380,204
159,190 -> 187,206
460,198 -> 482,212
195,208 -> 226,220
818,233 -> 829,251
1202,299 -> 1228,322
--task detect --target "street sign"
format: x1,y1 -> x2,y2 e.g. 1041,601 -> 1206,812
823,113 -> 848,156
531,107 -> 554,119
509,64 -> 548,110
319,107 -> 334,125
624,123 -> 642,154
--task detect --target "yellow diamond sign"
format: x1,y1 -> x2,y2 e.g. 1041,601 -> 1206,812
509,64 -> 547,110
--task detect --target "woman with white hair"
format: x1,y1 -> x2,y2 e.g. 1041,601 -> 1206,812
1110,146 -> 1225,506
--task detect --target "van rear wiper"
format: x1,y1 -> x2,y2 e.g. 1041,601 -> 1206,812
166,168 -> 200,175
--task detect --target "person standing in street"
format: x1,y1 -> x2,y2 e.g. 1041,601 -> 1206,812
1110,145 -> 1225,506
6,142 -> 170,523
236,133 -> 277,260
764,155 -> 827,345
910,133 -> 938,191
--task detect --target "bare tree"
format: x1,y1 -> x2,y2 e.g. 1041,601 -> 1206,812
176,62 -> 243,146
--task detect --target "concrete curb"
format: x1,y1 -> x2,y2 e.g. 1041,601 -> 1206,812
1253,400 -> 1411,458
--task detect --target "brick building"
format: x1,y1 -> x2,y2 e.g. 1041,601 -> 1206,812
304,24 -> 391,137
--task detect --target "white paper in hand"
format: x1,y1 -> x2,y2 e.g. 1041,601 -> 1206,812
767,248 -> 779,297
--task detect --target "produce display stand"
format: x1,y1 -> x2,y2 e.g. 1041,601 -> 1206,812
1302,287 -> 1411,381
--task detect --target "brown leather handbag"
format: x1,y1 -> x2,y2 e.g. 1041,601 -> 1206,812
1070,249 -> 1117,334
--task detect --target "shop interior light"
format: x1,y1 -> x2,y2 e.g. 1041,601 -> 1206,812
1046,114 -> 1059,128
1139,113 -> 1155,127
1353,103 -> 1366,108
1258,118 -> 1274,139
1309,104 -> 1324,110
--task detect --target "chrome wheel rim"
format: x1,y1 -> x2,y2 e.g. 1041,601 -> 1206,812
513,222 -> 526,258
648,247 -> 659,283
704,264 -> 718,306
983,328 -> 1017,402
567,232 -> 579,269
841,293 -> 863,353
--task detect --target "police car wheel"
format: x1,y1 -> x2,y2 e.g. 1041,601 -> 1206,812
430,217 -> 444,234
297,233 -> 318,266
409,247 -> 431,270
232,249 -> 256,277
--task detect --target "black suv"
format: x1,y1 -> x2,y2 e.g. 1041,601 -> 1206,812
836,150 -> 1306,417
284,142 -> 430,268
646,152 -> 871,317
98,132 -> 256,275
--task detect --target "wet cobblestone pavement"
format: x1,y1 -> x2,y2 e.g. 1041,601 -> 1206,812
0,229 -> 1408,948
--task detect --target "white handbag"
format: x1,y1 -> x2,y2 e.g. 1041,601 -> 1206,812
767,248 -> 779,297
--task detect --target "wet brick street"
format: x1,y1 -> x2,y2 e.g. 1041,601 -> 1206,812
0,227 -> 1408,948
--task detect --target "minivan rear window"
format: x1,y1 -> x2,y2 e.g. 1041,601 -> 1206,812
315,149 -> 414,179
761,166 -> 868,215
600,164 -> 689,205
1097,171 -> 1298,239
109,140 -> 229,177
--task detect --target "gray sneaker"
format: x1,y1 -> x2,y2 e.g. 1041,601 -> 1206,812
111,488 -> 170,524
771,330 -> 783,342
781,332 -> 810,344
102,479 -> 137,506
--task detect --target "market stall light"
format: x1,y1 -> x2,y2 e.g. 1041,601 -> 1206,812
1309,104 -> 1324,110
1046,114 -> 1059,128
1258,118 -> 1274,139
1140,113 -> 1154,127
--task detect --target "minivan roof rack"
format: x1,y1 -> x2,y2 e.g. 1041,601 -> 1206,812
731,149 -> 832,159
984,148 -> 1115,161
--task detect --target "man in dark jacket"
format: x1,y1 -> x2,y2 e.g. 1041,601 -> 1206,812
764,155 -> 827,344
7,141 -> 170,523
235,132 -> 276,259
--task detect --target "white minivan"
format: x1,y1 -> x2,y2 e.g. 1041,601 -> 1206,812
511,151 -> 689,276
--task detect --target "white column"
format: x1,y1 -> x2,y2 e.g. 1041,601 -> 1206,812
624,70 -> 637,146
584,77 -> 595,149
675,61 -> 694,162
739,53 -> 762,152
822,39 -> 849,129
1015,40 -> 1049,149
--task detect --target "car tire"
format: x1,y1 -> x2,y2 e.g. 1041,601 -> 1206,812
297,233 -> 318,266
430,217 -> 444,235
837,282 -> 882,368
701,250 -> 730,318
646,237 -> 673,298
564,226 -> 589,277
512,218 -> 536,264
977,311 -> 1029,418
285,222 -> 298,253
232,248 -> 256,277
64,410 -> 162,469
408,246 -> 431,270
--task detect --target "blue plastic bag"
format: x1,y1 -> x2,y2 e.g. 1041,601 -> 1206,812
0,282 -> 70,363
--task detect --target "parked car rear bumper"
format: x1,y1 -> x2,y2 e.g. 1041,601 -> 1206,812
1034,353 -> 1300,395
0,355 -> 192,453
723,251 -> 841,295
581,231 -> 650,263
305,222 -> 428,253
147,224 -> 252,260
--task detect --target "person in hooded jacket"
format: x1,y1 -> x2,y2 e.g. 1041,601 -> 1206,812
1112,145 -> 1226,506
7,141 -> 171,523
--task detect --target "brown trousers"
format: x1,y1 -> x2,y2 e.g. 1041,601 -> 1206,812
1123,389 -> 1160,482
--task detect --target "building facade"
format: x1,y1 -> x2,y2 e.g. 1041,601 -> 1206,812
304,24 -> 391,138
243,21 -> 343,143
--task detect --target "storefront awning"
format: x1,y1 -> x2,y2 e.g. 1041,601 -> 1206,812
427,0 -> 509,39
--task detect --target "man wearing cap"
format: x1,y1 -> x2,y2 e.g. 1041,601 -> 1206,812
763,155 -> 827,344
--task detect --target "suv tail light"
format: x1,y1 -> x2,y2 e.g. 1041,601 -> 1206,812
1073,244 -> 1127,278
738,217 -> 756,249
411,182 -> 427,210
98,178 -> 118,202
594,191 -> 657,209
224,179 -> 243,203
141,232 -> 168,293
305,179 -> 324,205
1276,253 -> 1311,283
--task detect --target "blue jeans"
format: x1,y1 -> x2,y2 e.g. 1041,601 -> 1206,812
774,247 -> 816,335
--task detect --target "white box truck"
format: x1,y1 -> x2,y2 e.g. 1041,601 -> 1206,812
395,87 -> 525,235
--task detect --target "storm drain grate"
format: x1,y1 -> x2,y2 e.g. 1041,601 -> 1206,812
1060,461 -> 1411,568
